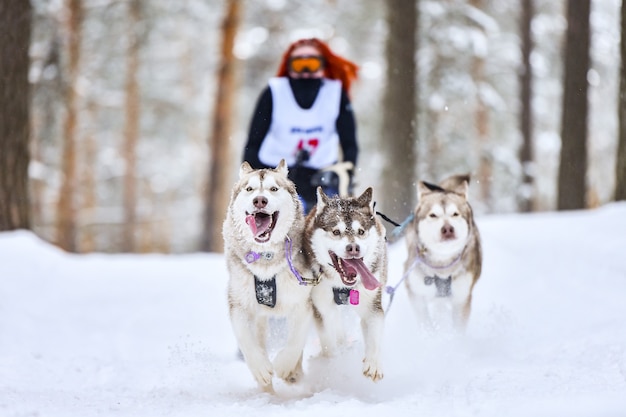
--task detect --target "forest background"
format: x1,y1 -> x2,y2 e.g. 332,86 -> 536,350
1,0 -> 625,253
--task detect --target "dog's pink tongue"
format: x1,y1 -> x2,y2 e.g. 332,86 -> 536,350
246,213 -> 272,237
344,258 -> 380,290
245,214 -> 257,235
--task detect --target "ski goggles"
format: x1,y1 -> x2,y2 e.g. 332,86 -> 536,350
288,55 -> 325,73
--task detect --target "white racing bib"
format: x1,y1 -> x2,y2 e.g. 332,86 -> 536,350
258,77 -> 342,169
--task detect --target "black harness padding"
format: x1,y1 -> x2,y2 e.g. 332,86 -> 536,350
333,287 -> 351,305
255,276 -> 277,308
424,275 -> 452,297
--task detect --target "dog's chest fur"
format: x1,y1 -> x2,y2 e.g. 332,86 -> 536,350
226,235 -> 311,314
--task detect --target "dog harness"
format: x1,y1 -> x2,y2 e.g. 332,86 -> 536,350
424,275 -> 452,297
333,287 -> 360,306
384,249 -> 464,313
254,276 -> 277,308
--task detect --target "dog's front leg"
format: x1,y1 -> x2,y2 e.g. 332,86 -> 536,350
311,288 -> 345,356
230,307 -> 274,392
451,295 -> 472,332
407,291 -> 436,333
451,273 -> 474,332
360,306 -> 384,382
273,303 -> 312,384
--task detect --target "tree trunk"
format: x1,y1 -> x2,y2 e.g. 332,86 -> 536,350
80,102 -> 98,252
519,0 -> 535,212
200,0 -> 241,252
616,0 -> 626,201
557,0 -> 590,210
379,0 -> 418,225
470,0 -> 492,211
0,0 -> 32,231
121,0 -> 142,252
56,0 -> 83,251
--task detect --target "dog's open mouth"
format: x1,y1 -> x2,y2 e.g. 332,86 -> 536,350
328,250 -> 380,290
245,211 -> 279,243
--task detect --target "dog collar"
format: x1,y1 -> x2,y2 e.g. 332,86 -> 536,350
416,248 -> 463,271
384,249 -> 463,312
285,236 -> 322,286
245,251 -> 274,263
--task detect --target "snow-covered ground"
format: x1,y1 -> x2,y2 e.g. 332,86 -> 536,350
2,204 -> 626,417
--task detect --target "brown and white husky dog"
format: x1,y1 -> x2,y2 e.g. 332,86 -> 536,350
403,174 -> 482,333
303,187 -> 388,381
223,160 -> 313,392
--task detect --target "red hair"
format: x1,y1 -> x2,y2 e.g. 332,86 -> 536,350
276,38 -> 359,95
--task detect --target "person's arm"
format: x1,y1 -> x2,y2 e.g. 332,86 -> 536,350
336,90 -> 358,166
243,86 -> 273,169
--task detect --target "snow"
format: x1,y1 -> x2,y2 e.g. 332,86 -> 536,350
2,204 -> 626,416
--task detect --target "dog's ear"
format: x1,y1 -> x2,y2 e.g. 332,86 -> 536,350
452,179 -> 469,200
440,174 -> 470,200
356,187 -> 373,208
239,161 -> 254,178
275,159 -> 288,177
417,181 -> 434,200
315,186 -> 330,213
439,174 -> 470,197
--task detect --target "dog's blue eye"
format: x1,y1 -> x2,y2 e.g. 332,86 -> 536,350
358,229 -> 365,236
333,230 -> 341,236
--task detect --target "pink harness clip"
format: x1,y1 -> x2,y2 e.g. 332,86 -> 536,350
349,289 -> 359,305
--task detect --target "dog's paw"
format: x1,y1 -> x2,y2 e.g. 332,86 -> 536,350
248,355 -> 274,389
273,349 -> 303,384
362,357 -> 384,382
277,366 -> 303,384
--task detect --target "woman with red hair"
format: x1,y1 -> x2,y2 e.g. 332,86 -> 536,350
243,38 -> 360,213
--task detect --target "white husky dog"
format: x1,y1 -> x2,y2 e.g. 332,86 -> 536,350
303,187 -> 388,382
403,174 -> 482,332
223,160 -> 315,392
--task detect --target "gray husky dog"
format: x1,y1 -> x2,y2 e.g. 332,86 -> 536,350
223,160 -> 314,392
303,187 -> 388,381
403,174 -> 482,332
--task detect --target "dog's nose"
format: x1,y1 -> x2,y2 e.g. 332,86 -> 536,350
346,243 -> 360,258
253,196 -> 268,209
441,223 -> 455,239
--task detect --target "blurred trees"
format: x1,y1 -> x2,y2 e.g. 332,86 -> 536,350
0,0 -> 32,231
16,0 -> 622,252
557,0 -> 591,210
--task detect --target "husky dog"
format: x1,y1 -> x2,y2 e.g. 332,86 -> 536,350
223,160 -> 314,392
403,174 -> 482,332
303,187 -> 387,381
